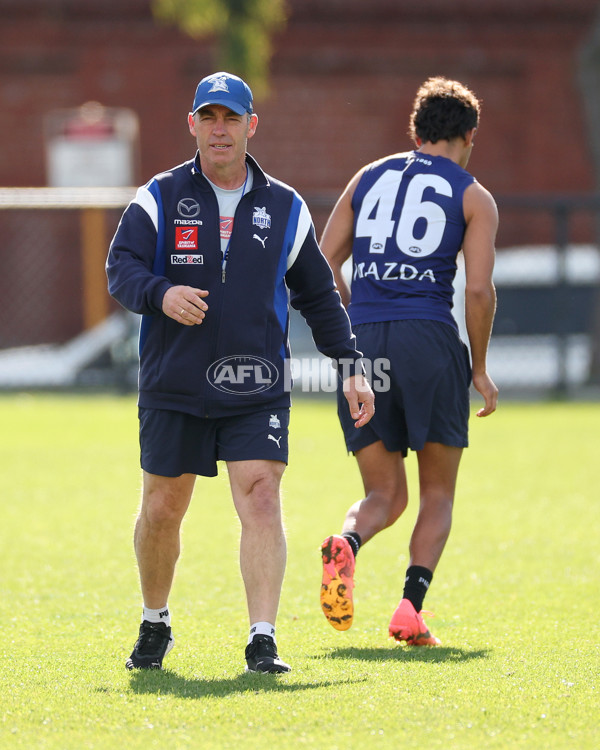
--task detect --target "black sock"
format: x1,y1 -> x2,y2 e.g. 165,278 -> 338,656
342,531 -> 362,558
402,565 -> 433,612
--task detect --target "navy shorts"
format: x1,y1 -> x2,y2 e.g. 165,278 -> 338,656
338,319 -> 472,455
139,407 -> 290,478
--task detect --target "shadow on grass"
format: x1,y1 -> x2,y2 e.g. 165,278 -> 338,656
126,670 -> 366,699
318,646 -> 491,664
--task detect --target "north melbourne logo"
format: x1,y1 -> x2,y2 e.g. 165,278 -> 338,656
208,75 -> 230,93
252,206 -> 271,229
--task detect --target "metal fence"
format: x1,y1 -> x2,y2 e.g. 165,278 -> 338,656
486,195 -> 600,396
0,188 -> 599,396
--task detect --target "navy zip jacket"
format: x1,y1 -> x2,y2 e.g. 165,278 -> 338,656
106,152 -> 363,417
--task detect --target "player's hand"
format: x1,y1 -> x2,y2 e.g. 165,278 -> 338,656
163,285 -> 209,326
343,373 -> 375,428
473,371 -> 498,417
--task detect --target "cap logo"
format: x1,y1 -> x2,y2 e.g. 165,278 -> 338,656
208,75 -> 230,94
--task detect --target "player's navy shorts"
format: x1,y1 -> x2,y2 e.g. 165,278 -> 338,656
139,406 -> 290,477
337,319 -> 472,455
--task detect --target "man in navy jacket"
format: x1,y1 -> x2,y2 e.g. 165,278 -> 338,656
106,71 -> 374,674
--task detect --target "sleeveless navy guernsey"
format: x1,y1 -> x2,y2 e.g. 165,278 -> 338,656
348,151 -> 475,331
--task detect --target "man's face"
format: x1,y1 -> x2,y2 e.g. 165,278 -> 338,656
188,104 -> 257,173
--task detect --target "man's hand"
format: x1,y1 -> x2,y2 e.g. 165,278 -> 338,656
473,371 -> 498,417
343,373 -> 375,428
162,286 -> 209,326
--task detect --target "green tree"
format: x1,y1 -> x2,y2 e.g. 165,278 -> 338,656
152,0 -> 287,99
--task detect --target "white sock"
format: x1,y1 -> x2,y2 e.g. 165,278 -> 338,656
143,605 -> 171,627
248,621 -> 276,644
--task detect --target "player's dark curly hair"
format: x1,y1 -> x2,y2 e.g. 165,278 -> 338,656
409,77 -> 480,144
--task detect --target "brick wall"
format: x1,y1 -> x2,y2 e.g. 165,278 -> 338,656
1,0 -> 598,240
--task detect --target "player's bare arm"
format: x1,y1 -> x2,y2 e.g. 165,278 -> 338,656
462,181 -> 499,417
320,170 -> 364,308
162,285 -> 209,326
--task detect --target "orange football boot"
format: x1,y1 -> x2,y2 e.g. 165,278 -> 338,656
389,598 -> 441,646
320,535 -> 355,631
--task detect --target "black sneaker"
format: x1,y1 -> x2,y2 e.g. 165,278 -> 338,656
125,620 -> 174,670
245,635 -> 291,674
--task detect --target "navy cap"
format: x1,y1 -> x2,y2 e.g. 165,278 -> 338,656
192,72 -> 253,116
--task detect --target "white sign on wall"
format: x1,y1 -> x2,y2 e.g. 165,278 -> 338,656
45,102 -> 139,187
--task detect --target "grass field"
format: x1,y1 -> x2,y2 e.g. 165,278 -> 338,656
0,394 -> 598,749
